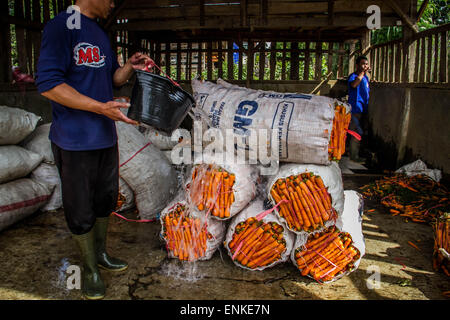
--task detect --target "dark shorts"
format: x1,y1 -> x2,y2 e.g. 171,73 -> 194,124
51,142 -> 119,235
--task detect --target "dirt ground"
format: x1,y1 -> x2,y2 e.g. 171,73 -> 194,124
0,174 -> 449,300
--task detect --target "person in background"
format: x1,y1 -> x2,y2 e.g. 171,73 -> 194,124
347,55 -> 371,162
36,0 -> 151,300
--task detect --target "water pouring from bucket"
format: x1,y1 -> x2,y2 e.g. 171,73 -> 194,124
127,59 -> 195,135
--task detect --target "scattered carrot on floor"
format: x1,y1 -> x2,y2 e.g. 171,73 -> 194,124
360,174 -> 450,224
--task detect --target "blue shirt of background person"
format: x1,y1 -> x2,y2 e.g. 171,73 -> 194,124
347,56 -> 370,114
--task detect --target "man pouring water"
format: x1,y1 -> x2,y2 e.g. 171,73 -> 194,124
36,0 -> 152,299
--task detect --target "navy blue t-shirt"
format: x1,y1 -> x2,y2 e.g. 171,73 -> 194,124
347,72 -> 370,114
36,12 -> 120,151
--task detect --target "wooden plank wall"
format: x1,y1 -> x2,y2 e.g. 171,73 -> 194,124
369,23 -> 449,84
3,0 -> 76,82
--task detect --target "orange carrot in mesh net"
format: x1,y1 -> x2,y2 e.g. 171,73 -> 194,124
294,226 -> 360,281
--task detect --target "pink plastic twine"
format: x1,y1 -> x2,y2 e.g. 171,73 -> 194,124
232,199 -> 288,261
112,211 -> 156,223
345,129 -> 362,141
143,59 -> 181,88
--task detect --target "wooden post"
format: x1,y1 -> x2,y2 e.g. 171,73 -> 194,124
238,40 -> 243,80
187,42 -> 192,80
228,41 -> 234,80
32,0 -> 42,75
176,42 -> 181,81
402,27 -> 417,83
348,42 -> 356,75
218,40 -> 223,79
337,42 -> 343,79
439,30 -> 448,83
155,41 -> 161,76
413,37 -> 420,82
246,40 -> 253,87
165,42 -> 170,78
395,43 -> 402,83
433,33 -> 439,83
0,1 -> 11,83
197,42 -> 203,79
327,42 -> 334,78
207,41 -> 212,80
259,41 -> 265,81
426,36 -> 432,83
269,41 -> 276,80
281,42 -> 286,80
419,37 -> 426,83
290,41 -> 299,81
303,41 -> 310,80
315,41 -> 323,80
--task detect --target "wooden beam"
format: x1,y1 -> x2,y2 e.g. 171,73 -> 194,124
416,0 -> 429,22
199,0 -> 205,27
385,0 -> 419,33
328,0 -> 334,26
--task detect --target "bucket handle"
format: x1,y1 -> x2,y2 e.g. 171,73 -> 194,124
143,59 -> 181,88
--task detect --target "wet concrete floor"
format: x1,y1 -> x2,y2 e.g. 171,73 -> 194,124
0,174 -> 449,300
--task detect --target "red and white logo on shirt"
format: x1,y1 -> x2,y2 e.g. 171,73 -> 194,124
73,42 -> 106,68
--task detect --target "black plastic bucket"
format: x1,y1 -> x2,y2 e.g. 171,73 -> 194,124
128,70 -> 195,134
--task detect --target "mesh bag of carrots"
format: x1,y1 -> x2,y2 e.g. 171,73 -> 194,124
433,213 -> 450,277
159,199 -> 225,261
224,199 -> 295,271
329,104 -> 352,161
186,155 -> 257,220
267,163 -> 344,234
291,190 -> 365,283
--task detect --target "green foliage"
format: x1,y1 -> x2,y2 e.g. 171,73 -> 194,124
371,0 -> 450,45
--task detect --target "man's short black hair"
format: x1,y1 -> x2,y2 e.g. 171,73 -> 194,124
356,56 -> 368,64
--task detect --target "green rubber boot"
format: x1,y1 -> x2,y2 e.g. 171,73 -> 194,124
94,217 -> 128,272
72,230 -> 105,300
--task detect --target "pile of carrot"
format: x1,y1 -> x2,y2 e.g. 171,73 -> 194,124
270,172 -> 337,232
227,217 -> 286,269
361,174 -> 450,224
115,192 -> 126,211
162,204 -> 212,261
433,213 -> 450,277
294,226 -> 360,282
190,164 -> 236,219
329,105 -> 351,161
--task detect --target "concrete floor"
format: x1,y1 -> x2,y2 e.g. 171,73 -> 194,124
0,174 -> 449,300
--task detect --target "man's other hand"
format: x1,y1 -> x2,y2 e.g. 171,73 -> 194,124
99,101 -> 139,125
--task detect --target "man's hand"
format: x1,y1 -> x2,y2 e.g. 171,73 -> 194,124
127,52 -> 153,70
113,52 -> 154,86
98,101 -> 139,125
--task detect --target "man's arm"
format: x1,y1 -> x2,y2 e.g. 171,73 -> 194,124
350,71 -> 366,89
113,52 -> 152,87
41,83 -> 138,124
350,65 -> 370,88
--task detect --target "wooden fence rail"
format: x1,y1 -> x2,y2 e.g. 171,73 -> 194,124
368,23 -> 449,84
126,39 -> 353,83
